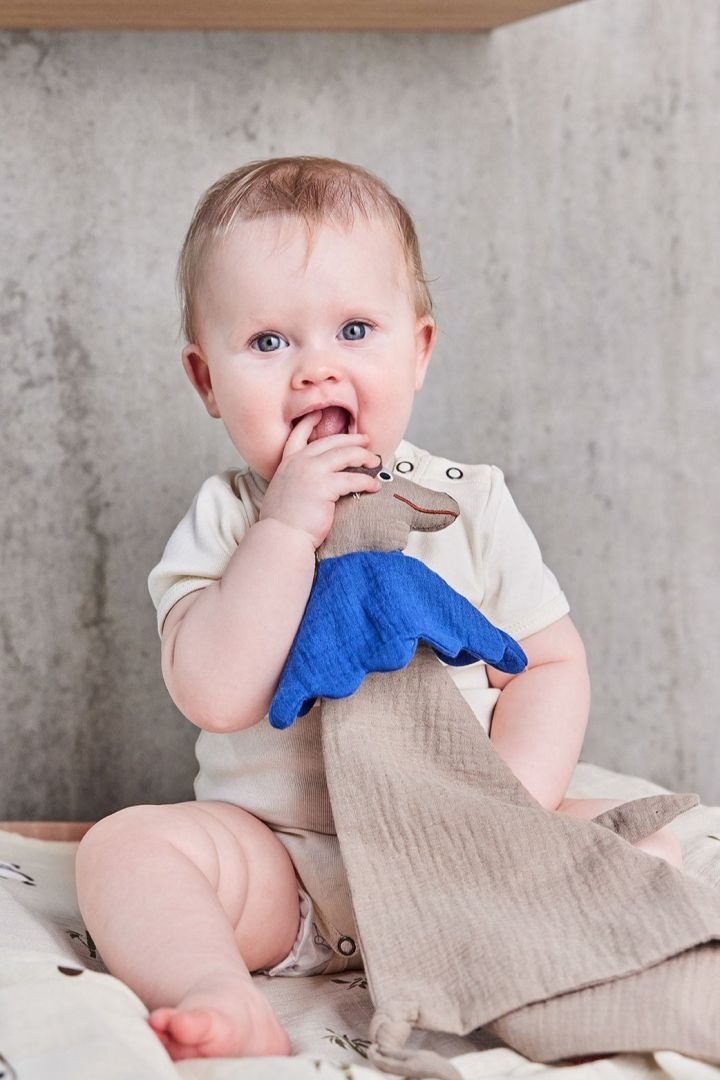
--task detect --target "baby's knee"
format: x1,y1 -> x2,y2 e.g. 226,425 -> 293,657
76,803 -> 193,876
633,824 -> 684,868
78,802 -> 179,845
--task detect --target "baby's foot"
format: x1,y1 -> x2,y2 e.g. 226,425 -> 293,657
148,972 -> 292,1061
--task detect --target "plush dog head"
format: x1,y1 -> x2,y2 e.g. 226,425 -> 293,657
318,457 -> 460,560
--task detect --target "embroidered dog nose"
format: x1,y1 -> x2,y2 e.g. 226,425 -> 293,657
446,467 -> 463,479
395,460 -> 414,473
337,935 -> 357,955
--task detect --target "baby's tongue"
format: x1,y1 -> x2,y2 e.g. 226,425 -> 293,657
308,406 -> 350,442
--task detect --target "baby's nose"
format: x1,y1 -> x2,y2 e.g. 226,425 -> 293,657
292,350 -> 345,384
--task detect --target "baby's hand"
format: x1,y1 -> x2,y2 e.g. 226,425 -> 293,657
259,412 -> 381,549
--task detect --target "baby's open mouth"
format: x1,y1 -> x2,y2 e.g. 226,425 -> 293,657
292,406 -> 354,441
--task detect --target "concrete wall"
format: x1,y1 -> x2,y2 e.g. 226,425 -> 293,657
1,0 -> 718,819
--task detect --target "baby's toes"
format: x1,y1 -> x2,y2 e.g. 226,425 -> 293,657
147,1011 -> 184,1060
147,1006 -> 218,1061
167,1006 -> 216,1048
147,1007 -> 176,1033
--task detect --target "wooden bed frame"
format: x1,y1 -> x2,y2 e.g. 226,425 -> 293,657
0,822 -> 94,842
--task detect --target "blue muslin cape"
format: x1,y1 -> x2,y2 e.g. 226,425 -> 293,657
269,549 -> 527,730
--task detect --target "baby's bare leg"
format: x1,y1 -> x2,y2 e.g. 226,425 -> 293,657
75,801 -> 301,1061
556,796 -> 684,868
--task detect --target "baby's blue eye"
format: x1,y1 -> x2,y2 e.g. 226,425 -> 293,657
341,321 -> 370,341
250,321 -> 371,352
252,333 -> 284,353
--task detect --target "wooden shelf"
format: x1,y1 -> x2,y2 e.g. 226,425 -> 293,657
0,1 -> 582,31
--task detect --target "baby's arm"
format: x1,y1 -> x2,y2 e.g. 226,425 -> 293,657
161,417 -> 381,733
160,518 -> 317,732
486,614 -> 591,811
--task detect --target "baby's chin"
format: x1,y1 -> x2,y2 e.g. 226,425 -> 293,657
236,448 -> 275,485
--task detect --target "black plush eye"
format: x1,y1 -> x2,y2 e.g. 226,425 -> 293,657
377,470 -> 393,482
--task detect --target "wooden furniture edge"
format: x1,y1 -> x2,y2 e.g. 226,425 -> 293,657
0,821 -> 95,841
0,0 -> 583,31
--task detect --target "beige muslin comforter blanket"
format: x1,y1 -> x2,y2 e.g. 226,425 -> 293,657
278,465 -> 720,1079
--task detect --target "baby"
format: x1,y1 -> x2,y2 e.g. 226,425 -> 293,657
75,155 -> 683,1063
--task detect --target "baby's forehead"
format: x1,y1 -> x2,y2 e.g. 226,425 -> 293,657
215,212 -> 406,275
206,212 -> 413,308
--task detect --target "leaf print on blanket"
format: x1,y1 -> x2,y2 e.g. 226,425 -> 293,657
0,861 -> 35,886
322,1029 -> 372,1058
330,975 -> 367,991
65,925 -> 107,972
0,1052 -> 18,1079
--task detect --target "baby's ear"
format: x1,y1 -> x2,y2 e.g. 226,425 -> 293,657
181,344 -> 221,418
413,316 -> 437,392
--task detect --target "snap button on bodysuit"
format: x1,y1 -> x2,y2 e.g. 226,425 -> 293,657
446,467 -> 463,479
395,460 -> 414,473
337,935 -> 357,955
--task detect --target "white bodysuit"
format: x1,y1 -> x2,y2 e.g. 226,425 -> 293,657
148,437 -> 570,967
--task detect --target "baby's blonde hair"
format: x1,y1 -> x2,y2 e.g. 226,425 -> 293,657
176,155 -> 436,345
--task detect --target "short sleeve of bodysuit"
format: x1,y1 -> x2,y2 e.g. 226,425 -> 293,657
147,471 -> 252,638
477,465 -> 570,641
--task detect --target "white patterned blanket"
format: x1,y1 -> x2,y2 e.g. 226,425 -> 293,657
2,761 -> 719,1080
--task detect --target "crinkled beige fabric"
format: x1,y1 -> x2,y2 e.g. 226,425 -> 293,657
322,645 -> 720,1079
312,474 -> 720,1079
